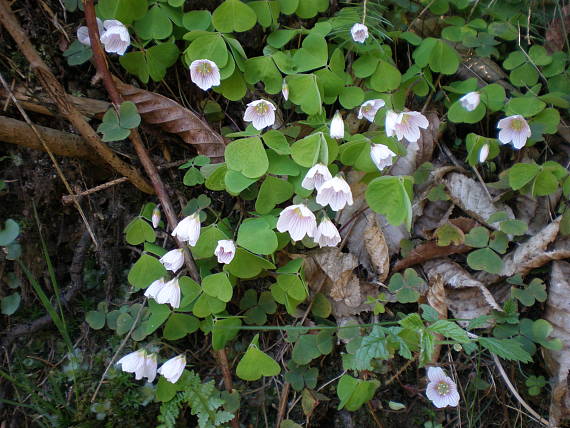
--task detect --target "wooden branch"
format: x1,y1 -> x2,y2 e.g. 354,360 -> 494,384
82,0 -> 199,282
0,87 -> 109,118
0,0 -> 154,195
0,115 -> 104,164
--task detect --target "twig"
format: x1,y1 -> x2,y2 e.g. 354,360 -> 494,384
61,160 -> 187,205
384,355 -> 417,386
0,72 -> 98,248
82,0 -> 200,282
471,165 -> 493,203
275,381 -> 290,428
491,353 -> 549,426
0,0 -> 154,194
214,349 -> 239,428
0,115 -> 103,164
91,300 -> 147,402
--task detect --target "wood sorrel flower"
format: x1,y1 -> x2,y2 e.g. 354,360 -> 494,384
497,114 -> 531,149
155,277 -> 181,309
302,163 -> 332,191
370,144 -> 397,171
159,249 -> 184,272
358,99 -> 385,122
276,204 -> 317,242
214,239 -> 236,264
117,350 -> 157,382
282,80 -> 289,101
426,367 -> 460,408
385,110 -> 429,143
244,100 -> 276,130
479,143 -> 490,163
351,23 -> 369,43
316,176 -> 354,211
158,355 -> 186,384
330,111 -> 345,139
151,206 -> 161,228
144,278 -> 165,300
100,20 -> 130,56
190,59 -> 221,91
171,213 -> 201,246
77,18 -> 103,46
459,91 -> 480,112
314,218 -> 341,248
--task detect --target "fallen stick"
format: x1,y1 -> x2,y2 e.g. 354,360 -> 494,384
0,0 -> 154,194
0,115 -> 103,163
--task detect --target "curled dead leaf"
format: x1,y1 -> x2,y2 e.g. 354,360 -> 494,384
443,172 -> 514,229
477,218 -> 570,285
545,261 -> 570,426
423,258 -> 505,326
426,274 -> 447,363
363,212 -> 390,282
114,78 -> 227,162
546,5 -> 570,53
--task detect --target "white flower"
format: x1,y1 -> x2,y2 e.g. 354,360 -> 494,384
77,18 -> 103,46
151,206 -> 161,229
100,20 -> 130,56
426,367 -> 460,408
244,100 -> 276,130
316,176 -> 354,211
459,91 -> 480,112
144,278 -> 165,300
141,353 -> 158,383
497,115 -> 531,149
159,249 -> 184,273
276,204 -> 317,242
158,355 -> 186,384
155,277 -> 181,309
171,213 -> 201,246
117,350 -> 156,382
385,110 -> 429,143
479,143 -> 490,163
214,240 -> 236,264
358,99 -> 385,122
330,111 -> 345,139
370,144 -> 397,171
302,163 -> 332,191
351,23 -> 369,43
282,80 -> 289,101
314,218 -> 341,247
190,59 -> 221,91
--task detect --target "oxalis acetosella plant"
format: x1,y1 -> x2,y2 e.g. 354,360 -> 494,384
58,0 -> 566,425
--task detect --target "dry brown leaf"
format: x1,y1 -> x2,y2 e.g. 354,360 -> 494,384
515,193 -> 560,235
546,5 -> 570,53
443,173 -> 514,228
114,79 -> 227,161
426,274 -> 447,363
423,259 -> 505,326
363,212 -> 390,282
476,218 -> 569,285
545,261 -> 570,426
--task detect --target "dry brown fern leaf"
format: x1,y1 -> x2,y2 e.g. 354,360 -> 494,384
114,78 -> 227,162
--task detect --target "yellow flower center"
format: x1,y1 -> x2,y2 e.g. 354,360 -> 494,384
363,105 -> 371,113
436,381 -> 450,396
510,118 -> 524,131
400,114 -> 410,125
255,102 -> 269,114
198,62 -> 212,75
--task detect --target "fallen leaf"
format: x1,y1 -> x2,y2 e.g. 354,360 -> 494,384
414,199 -> 453,239
114,78 -> 227,162
363,212 -> 390,282
545,261 -> 570,426
476,218 -> 570,285
426,274 -> 447,363
423,258 -> 505,326
443,172 -> 515,229
546,5 -> 570,53
515,192 -> 560,236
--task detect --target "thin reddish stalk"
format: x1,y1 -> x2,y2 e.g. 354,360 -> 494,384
82,0 -> 199,281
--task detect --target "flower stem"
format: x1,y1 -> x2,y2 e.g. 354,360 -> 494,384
362,0 -> 368,24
